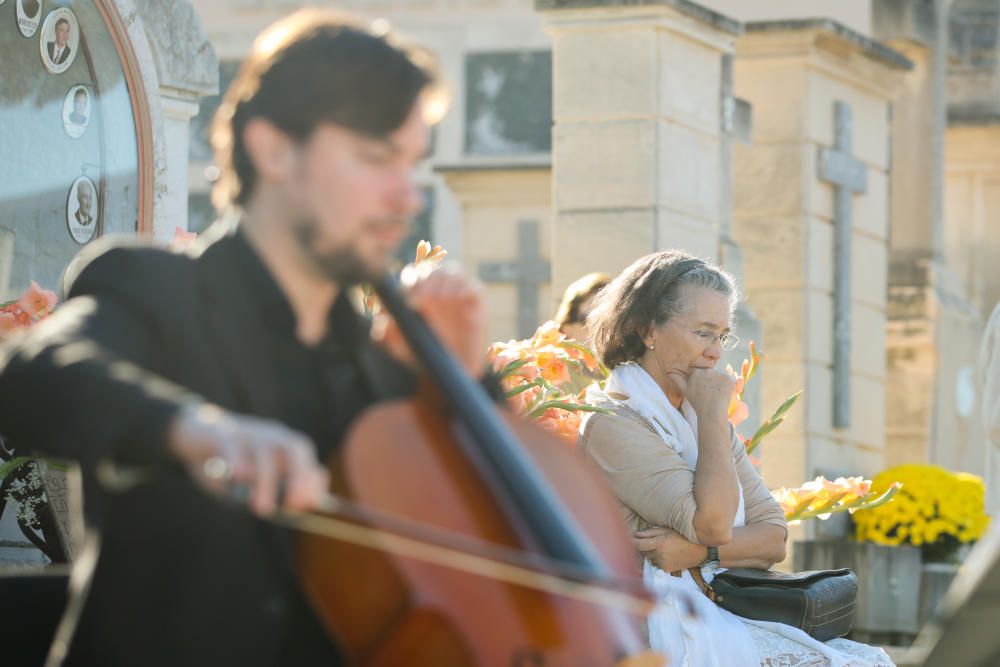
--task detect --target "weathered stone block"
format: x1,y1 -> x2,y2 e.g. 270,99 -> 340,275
852,303 -> 887,378
758,359 -> 808,438
744,289 -> 806,359
852,168 -> 889,240
757,433 -> 808,491
552,209 -> 656,295
806,216 -> 834,292
734,215 -> 804,290
733,142 -> 807,217
553,120 -> 657,210
552,27 -> 657,120
655,208 -> 719,261
657,122 -> 721,217
851,374 -> 887,449
852,234 -> 888,310
658,28 -> 722,134
805,288 -> 833,365
732,58 -> 807,142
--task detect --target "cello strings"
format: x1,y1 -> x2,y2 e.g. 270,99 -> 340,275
273,506 -> 655,618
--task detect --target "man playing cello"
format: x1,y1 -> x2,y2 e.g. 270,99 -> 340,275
0,10 -> 486,665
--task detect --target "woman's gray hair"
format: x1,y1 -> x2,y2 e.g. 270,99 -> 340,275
586,250 -> 739,369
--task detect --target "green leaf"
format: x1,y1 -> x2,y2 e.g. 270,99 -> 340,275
526,401 -> 611,420
0,457 -> 32,482
769,390 -> 803,422
505,377 -> 545,397
849,485 -> 901,514
745,417 -> 785,454
496,357 -> 532,379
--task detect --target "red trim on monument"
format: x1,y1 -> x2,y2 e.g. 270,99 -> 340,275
93,0 -> 155,238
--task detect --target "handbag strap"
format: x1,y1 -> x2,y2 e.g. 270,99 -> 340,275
685,567 -> 718,602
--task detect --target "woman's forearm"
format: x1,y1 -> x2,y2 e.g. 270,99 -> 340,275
717,523 -> 787,569
692,417 -> 741,545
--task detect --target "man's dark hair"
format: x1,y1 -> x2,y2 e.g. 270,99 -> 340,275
55,17 -> 69,29
74,89 -> 87,100
210,9 -> 444,211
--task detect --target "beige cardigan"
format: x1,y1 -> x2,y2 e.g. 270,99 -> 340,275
579,406 -> 787,544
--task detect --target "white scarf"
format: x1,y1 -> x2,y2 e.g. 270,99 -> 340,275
595,362 -> 746,528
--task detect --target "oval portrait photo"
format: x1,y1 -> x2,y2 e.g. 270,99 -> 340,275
62,85 -> 91,138
39,7 -> 79,75
16,0 -> 42,38
66,175 -> 98,245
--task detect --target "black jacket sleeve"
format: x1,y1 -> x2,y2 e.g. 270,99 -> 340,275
0,248 -> 198,471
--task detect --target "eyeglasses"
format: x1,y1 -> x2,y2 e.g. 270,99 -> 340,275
690,329 -> 740,352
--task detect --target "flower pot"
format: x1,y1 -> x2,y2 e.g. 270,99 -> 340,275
918,561 -> 959,628
794,540 -> 921,636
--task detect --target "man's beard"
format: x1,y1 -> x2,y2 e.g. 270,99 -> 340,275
290,216 -> 403,287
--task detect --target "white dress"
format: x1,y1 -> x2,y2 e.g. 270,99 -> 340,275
598,364 -> 895,667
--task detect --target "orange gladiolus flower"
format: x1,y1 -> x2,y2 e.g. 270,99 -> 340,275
531,321 -> 564,348
535,349 -> 571,386
414,240 -> 447,265
537,408 -> 582,445
728,374 -> 749,426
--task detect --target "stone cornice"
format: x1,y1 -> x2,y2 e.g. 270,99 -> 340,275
746,19 -> 913,71
948,110 -> 1000,127
535,0 -> 741,35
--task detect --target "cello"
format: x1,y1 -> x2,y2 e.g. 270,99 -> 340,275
290,274 -> 665,666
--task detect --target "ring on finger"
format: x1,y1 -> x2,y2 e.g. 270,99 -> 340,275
203,456 -> 233,482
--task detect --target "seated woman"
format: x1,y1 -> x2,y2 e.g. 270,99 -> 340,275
554,272 -> 610,343
580,250 -> 893,667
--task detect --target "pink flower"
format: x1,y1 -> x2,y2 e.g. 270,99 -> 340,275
171,227 -> 198,250
17,281 -> 58,320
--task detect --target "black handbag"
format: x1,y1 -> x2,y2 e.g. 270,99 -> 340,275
694,567 -> 858,642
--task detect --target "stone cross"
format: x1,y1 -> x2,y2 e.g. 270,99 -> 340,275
478,220 -> 551,339
818,101 -> 868,429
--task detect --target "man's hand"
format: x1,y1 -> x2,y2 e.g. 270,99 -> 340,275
166,403 -> 329,517
634,526 -> 708,573
375,262 -> 487,377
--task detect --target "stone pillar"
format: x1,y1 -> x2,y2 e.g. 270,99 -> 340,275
730,21 -> 909,532
438,166 -> 553,342
537,0 -> 741,283
872,1 -> 984,476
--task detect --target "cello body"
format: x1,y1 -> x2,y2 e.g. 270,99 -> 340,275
297,394 -> 653,666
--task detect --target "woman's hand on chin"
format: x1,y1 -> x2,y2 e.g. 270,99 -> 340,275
683,367 -> 734,418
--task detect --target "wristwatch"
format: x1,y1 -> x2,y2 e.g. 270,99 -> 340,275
700,546 -> 720,579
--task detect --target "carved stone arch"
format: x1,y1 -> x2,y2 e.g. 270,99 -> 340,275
103,0 -> 218,238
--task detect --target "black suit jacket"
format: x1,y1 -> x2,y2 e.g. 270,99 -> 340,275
47,42 -> 71,66
0,220 -> 417,666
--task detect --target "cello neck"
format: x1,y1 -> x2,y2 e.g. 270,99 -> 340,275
372,275 -> 609,579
